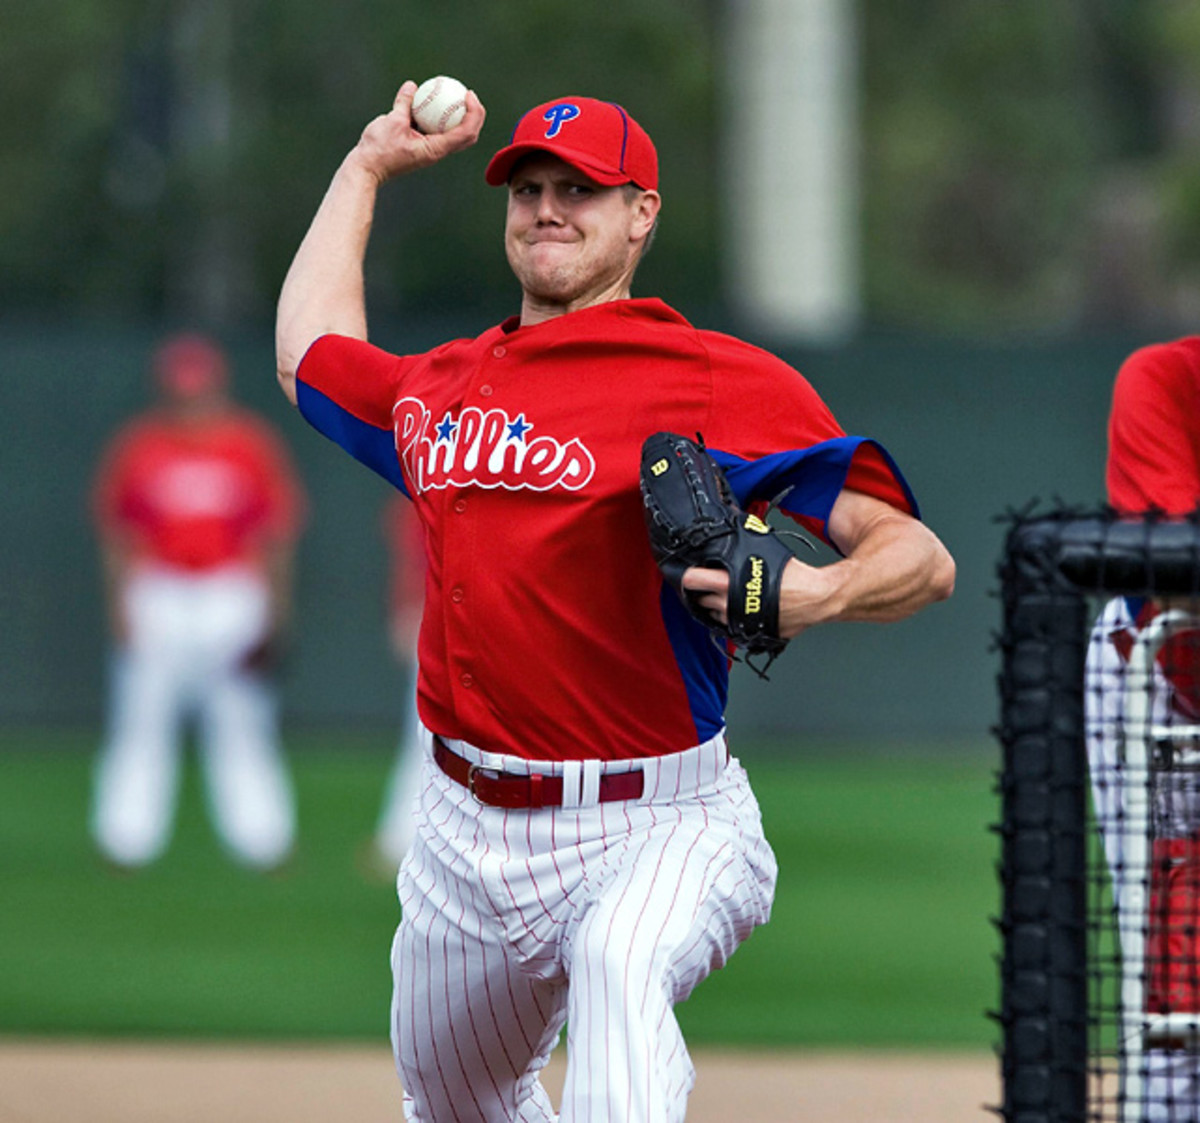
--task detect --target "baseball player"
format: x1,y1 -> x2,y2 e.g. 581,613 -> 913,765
362,494 -> 428,877
1086,338 -> 1200,1120
274,83 -> 955,1122
91,333 -> 306,871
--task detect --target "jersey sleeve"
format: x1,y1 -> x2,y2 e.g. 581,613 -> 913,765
1107,340 -> 1200,516
295,334 -> 413,493
699,334 -> 918,546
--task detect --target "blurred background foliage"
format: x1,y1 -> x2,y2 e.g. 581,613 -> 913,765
862,0 -> 1200,334
6,0 -> 1200,336
0,0 -> 719,328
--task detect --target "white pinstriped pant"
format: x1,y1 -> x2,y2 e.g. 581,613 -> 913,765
1087,599 -> 1200,1121
91,565 -> 295,870
390,728 -> 778,1122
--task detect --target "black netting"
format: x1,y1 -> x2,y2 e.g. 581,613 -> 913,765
997,510 -> 1200,1122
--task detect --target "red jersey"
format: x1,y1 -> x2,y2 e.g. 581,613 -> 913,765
93,407 -> 305,572
1104,337 -> 1200,719
1107,336 -> 1200,516
297,298 -> 918,762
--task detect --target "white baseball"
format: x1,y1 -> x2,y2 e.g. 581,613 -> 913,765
411,76 -> 468,134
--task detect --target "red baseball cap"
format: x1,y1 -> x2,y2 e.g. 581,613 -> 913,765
485,97 -> 658,190
152,333 -> 229,398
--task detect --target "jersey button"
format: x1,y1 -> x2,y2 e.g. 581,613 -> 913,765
479,384 -> 494,397
460,673 -> 474,689
453,498 -> 467,514
492,346 -> 506,359
451,587 -> 465,603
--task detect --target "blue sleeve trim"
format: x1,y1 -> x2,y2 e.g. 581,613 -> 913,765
297,380 -> 410,496
658,584 -> 729,742
709,436 -> 919,532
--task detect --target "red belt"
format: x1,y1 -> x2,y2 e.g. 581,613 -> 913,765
433,736 -> 644,809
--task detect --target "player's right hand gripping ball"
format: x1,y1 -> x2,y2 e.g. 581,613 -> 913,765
639,431 -> 794,677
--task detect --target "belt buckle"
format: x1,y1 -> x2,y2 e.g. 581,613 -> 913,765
466,763 -> 500,805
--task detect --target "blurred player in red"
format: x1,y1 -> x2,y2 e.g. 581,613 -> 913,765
363,494 -> 427,876
1086,337 -> 1200,1119
91,333 -> 307,871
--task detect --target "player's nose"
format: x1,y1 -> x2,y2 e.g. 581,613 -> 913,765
534,188 -> 565,223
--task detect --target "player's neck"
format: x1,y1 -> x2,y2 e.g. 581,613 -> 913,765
519,281 -> 634,327
162,398 -> 230,426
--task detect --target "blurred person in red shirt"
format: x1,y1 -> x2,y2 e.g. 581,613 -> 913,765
90,333 -> 307,871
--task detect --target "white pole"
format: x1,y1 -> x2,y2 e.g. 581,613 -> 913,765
722,0 -> 861,343
168,0 -> 240,325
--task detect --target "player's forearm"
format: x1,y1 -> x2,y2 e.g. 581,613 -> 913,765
778,515 -> 955,637
99,539 -> 134,642
275,154 -> 380,404
262,543 -> 296,632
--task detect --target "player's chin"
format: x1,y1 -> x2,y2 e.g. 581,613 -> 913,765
515,267 -> 589,308
514,247 -> 574,281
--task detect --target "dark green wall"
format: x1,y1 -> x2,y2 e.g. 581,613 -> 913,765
0,319 -> 1147,741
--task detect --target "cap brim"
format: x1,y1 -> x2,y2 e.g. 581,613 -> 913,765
484,143 -> 633,188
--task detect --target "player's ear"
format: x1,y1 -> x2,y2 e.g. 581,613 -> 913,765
631,190 -> 661,241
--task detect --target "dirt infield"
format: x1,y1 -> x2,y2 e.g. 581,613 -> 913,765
0,1039 -> 998,1122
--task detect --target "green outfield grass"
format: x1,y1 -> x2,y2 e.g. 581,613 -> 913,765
0,730 -> 998,1049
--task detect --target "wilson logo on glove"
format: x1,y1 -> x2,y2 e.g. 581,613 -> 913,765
744,557 -> 765,615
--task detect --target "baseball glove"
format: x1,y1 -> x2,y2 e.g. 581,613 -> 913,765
639,431 -> 800,678
239,632 -> 286,676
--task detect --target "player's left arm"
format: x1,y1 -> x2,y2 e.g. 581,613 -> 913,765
786,488 -> 954,632
682,488 -> 955,640
247,423 -> 307,639
259,537 -> 296,633
235,537 -> 298,675
98,536 -> 135,646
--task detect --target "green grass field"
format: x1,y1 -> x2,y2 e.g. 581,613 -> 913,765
0,730 -> 999,1050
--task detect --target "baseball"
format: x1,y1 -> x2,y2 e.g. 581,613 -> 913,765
411,75 -> 468,134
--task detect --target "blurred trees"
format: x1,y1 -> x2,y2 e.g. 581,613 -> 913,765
3,0 -> 1200,335
861,0 -> 1200,334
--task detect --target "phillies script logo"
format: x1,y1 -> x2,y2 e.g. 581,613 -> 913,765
394,398 -> 596,492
